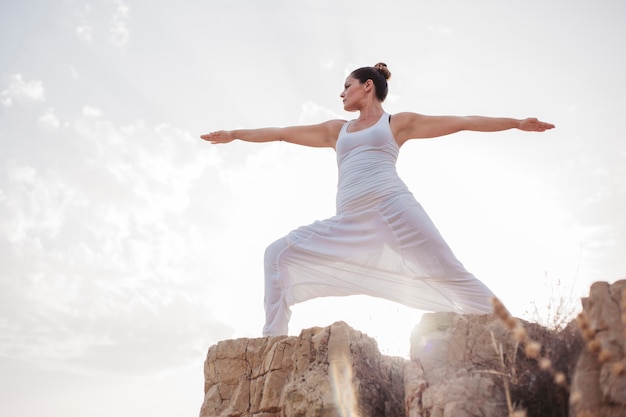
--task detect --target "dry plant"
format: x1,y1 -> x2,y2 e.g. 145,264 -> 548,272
492,297 -> 570,417
494,286 -> 626,417
489,330 -> 521,416
527,271 -> 578,331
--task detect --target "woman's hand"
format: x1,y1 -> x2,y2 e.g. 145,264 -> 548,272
519,118 -> 555,132
200,130 -> 234,144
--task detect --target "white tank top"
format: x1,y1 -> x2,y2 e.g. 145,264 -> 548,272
335,113 -> 410,214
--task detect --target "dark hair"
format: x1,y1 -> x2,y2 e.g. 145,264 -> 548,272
350,62 -> 392,102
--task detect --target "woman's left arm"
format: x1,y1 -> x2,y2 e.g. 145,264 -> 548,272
392,112 -> 555,146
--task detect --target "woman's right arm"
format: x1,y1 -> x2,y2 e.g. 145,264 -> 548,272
200,119 -> 345,148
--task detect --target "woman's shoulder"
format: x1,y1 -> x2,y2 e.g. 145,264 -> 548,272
390,112 -> 423,123
321,118 -> 349,135
324,118 -> 349,127
389,112 -> 423,130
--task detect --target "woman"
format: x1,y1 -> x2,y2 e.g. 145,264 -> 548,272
201,63 -> 555,336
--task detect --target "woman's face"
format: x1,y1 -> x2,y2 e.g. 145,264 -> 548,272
340,76 -> 365,112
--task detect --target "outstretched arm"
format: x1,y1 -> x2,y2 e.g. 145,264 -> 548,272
200,119 -> 345,148
392,113 -> 555,146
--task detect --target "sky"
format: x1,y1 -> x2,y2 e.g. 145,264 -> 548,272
0,0 -> 625,416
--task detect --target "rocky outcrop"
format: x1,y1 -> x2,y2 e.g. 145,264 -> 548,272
199,321 -> 405,417
199,280 -> 626,417
406,312 -> 580,417
407,313 -> 508,417
570,280 -> 626,417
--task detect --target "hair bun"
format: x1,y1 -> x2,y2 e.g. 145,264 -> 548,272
374,62 -> 391,80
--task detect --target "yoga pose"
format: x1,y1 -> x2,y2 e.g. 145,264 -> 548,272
201,63 -> 554,336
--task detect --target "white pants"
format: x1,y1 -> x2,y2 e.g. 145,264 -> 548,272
262,193 -> 495,336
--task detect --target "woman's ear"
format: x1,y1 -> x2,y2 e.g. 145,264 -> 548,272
364,79 -> 373,92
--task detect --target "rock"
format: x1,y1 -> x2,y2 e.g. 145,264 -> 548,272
407,313 -> 505,417
199,321 -> 406,417
406,312 -> 582,417
570,279 -> 626,417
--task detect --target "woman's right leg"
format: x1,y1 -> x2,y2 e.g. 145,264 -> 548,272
262,237 -> 292,336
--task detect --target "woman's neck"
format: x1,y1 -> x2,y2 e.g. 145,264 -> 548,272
357,102 -> 384,122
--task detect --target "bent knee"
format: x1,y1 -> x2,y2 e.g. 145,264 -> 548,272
264,237 -> 289,265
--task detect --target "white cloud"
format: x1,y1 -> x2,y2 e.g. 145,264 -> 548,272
38,108 -> 61,130
76,25 -> 93,43
298,101 -> 343,124
110,0 -> 130,47
72,1 -> 130,47
0,111 -> 229,376
82,105 -> 102,117
74,4 -> 93,43
0,74 -> 45,107
1,161 -> 80,244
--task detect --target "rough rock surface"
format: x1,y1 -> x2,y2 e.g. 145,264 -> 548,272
199,280 -> 626,417
406,312 -> 578,417
570,279 -> 626,417
407,313 -> 509,417
199,321 -> 405,417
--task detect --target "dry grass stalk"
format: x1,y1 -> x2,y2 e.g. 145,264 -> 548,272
490,330 -> 522,417
492,297 -> 570,394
